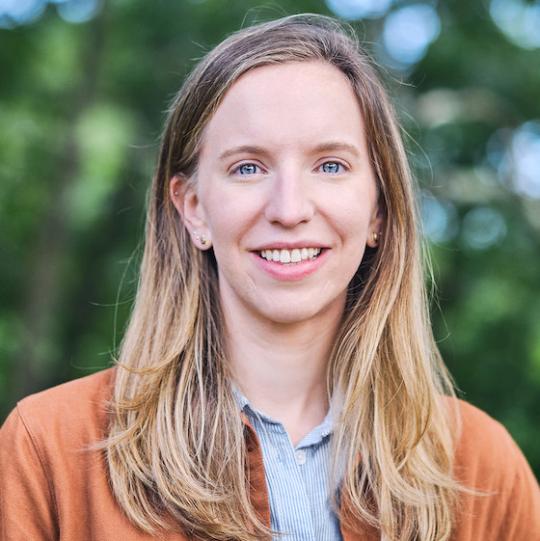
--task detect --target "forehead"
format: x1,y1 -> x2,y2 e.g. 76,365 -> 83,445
200,60 -> 368,156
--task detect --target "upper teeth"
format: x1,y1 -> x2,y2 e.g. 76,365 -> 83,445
260,248 -> 322,263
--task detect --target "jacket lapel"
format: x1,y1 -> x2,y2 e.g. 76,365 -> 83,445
242,415 -> 272,527
242,414 -> 378,540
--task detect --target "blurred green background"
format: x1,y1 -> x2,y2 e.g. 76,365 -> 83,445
1,0 -> 539,477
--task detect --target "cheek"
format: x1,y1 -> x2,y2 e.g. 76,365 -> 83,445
203,198 -> 251,274
202,190 -> 239,239
329,195 -> 375,240
203,189 -> 265,252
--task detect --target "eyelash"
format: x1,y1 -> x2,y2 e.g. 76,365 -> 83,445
230,159 -> 349,177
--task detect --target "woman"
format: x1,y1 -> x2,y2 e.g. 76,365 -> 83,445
1,13 -> 538,541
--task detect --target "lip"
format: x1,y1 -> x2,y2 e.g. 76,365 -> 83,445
251,248 -> 330,281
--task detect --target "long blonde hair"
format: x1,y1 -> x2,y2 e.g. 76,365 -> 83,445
105,14 -> 461,541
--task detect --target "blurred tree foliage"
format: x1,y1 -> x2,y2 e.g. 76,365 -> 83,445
0,0 -> 539,478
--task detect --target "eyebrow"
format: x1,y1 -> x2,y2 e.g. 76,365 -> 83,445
310,141 -> 361,158
218,141 -> 362,161
218,145 -> 267,161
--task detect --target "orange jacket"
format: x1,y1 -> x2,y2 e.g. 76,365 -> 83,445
1,368 -> 539,540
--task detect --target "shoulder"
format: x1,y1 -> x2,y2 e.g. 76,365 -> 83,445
1,367 -> 116,452
449,398 -> 540,539
16,367 -> 115,414
451,398 -> 528,484
0,370 -> 171,539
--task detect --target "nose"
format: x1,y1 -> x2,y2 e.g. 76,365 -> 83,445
263,169 -> 315,227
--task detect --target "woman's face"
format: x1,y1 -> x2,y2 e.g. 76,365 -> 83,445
173,60 -> 382,326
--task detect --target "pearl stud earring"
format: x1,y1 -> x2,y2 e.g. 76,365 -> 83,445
195,232 -> 209,247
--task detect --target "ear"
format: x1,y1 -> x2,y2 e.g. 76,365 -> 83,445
366,203 -> 384,248
169,175 -> 211,249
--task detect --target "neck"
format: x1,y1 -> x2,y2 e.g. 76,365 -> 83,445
223,297 -> 344,444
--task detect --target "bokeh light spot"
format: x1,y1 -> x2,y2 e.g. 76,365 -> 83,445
325,0 -> 394,20
382,4 -> 440,67
421,191 -> 458,243
0,0 -> 45,26
510,122 -> 540,199
462,206 -> 507,250
489,122 -> 540,199
56,0 -> 101,24
490,0 -> 540,50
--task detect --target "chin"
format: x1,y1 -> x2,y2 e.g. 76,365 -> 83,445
253,296 -> 342,326
260,309 -> 317,325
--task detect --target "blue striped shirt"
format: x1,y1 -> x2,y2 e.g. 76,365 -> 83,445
235,391 -> 343,541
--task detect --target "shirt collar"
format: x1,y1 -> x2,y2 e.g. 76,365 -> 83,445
232,384 -> 339,446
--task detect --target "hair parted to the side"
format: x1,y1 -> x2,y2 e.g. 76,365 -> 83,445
104,13 -> 464,541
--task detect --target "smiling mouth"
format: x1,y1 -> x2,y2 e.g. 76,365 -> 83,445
258,247 -> 323,264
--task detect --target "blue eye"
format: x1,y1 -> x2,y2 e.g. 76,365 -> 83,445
234,163 -> 260,175
320,161 -> 345,174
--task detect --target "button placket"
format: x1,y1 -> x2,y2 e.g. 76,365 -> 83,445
295,449 -> 307,465
243,402 -> 338,540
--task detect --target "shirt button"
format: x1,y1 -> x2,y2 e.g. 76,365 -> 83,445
295,450 -> 306,465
